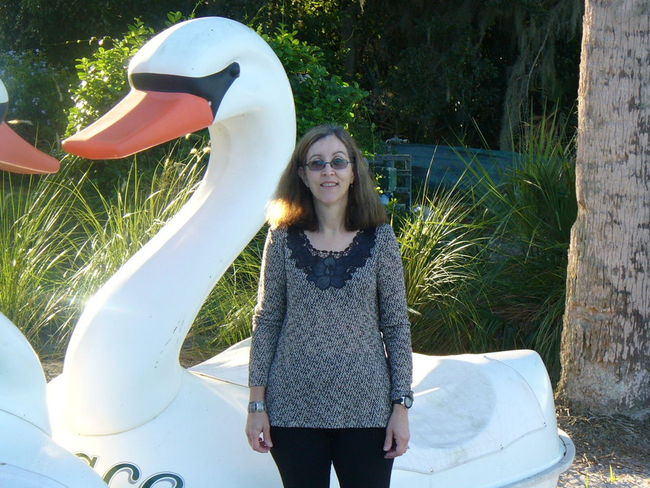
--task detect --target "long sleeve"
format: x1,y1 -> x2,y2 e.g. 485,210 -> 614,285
248,227 -> 287,387
377,224 -> 413,399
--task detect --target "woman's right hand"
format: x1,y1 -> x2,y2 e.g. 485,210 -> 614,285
245,411 -> 273,453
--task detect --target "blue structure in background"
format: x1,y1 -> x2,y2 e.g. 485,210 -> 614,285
387,143 -> 519,189
371,142 -> 521,207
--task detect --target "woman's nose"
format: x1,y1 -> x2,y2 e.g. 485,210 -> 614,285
321,161 -> 336,173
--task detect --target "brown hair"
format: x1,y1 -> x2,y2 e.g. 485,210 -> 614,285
267,124 -> 387,230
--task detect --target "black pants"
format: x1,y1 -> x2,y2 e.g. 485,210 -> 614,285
270,426 -> 394,488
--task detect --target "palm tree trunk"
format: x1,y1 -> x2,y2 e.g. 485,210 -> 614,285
559,0 -> 650,419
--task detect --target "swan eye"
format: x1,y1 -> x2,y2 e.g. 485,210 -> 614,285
130,62 -> 240,116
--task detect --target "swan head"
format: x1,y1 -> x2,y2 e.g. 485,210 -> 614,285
63,17 -> 295,160
0,79 -> 60,174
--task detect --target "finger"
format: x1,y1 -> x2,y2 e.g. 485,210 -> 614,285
384,448 -> 398,459
254,435 -> 269,453
253,437 -> 269,453
245,429 -> 256,448
395,443 -> 407,456
394,436 -> 409,457
263,424 -> 273,448
383,428 -> 393,452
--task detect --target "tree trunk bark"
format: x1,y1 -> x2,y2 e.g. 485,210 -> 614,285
559,0 -> 650,419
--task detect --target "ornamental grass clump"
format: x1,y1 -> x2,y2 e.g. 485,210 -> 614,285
469,112 -> 577,379
394,185 -> 490,355
0,166 -> 81,352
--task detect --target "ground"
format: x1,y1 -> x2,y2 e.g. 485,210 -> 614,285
556,404 -> 649,488
41,359 -> 649,488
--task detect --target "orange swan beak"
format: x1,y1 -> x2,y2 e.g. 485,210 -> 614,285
62,90 -> 213,160
0,122 -> 60,174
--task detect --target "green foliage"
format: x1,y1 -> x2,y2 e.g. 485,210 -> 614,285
251,0 -> 582,147
0,49 -> 73,148
0,0 -> 200,63
263,27 -> 369,136
384,40 -> 501,145
65,20 -> 154,136
65,17 -> 369,147
1,0 -> 583,151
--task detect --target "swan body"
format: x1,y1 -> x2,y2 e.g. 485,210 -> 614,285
49,17 -> 573,487
0,315 -> 108,488
192,340 -> 575,488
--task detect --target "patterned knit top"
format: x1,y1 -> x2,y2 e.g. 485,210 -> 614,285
249,223 -> 413,428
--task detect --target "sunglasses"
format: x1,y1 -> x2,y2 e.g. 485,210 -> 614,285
303,157 -> 351,171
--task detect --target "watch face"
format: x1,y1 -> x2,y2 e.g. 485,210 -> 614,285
404,395 -> 413,408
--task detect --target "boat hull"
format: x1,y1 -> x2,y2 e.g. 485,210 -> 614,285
47,342 -> 574,487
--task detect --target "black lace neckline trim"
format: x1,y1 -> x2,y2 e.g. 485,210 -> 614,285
302,230 -> 362,258
287,227 -> 377,290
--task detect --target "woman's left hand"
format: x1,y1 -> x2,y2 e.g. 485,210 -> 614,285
383,405 -> 410,459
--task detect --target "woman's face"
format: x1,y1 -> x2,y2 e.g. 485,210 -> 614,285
299,135 -> 355,208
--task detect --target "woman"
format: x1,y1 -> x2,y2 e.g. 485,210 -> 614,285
246,124 -> 413,488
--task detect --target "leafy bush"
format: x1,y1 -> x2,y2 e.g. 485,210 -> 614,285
65,20 -> 155,136
262,28 -> 369,136
394,188 -> 491,354
64,15 -> 369,141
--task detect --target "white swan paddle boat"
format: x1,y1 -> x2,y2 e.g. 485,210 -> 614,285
52,17 -> 574,488
0,79 -> 107,487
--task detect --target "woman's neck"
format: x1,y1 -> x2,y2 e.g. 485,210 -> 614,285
313,200 -> 348,234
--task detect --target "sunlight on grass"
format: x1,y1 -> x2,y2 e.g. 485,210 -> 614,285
609,465 -> 618,482
0,164 -> 81,351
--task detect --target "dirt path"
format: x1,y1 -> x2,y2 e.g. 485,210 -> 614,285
556,405 -> 649,488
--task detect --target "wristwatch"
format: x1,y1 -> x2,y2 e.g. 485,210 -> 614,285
392,392 -> 414,409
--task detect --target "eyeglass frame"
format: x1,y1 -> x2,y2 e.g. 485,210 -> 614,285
302,157 -> 352,171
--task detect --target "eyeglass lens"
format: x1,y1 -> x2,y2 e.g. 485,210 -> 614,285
305,158 -> 350,171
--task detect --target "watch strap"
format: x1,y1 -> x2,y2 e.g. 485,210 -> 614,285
391,392 -> 414,408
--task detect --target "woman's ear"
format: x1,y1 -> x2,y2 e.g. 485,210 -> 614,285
298,166 -> 307,186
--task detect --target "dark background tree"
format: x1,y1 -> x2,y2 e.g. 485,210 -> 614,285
0,0 -> 583,150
